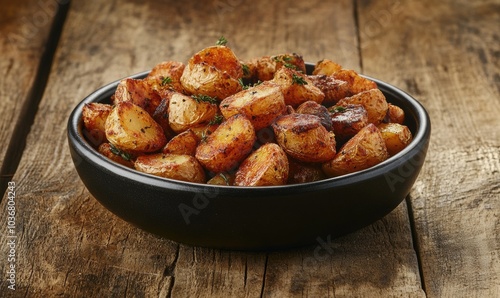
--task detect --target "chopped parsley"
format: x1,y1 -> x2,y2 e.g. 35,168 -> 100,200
292,74 -> 308,85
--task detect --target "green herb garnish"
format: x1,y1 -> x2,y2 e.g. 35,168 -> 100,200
216,36 -> 228,46
160,76 -> 172,86
242,64 -> 250,76
191,94 -> 219,104
292,74 -> 308,85
109,143 -> 132,161
330,106 -> 347,113
209,114 -> 224,125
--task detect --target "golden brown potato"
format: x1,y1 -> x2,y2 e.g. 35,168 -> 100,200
272,113 -> 336,163
145,61 -> 186,95
336,89 -> 388,125
168,92 -> 219,133
98,142 -> 135,168
114,78 -> 162,115
377,123 -> 412,156
312,59 -> 343,76
287,159 -> 326,184
195,114 -> 256,173
329,104 -> 369,142
82,102 -> 113,146
271,67 -> 325,107
307,75 -> 351,106
322,124 -> 388,177
220,81 -> 286,130
330,69 -> 378,95
134,153 -> 206,183
207,172 -> 235,186
151,98 -> 176,140
162,129 -> 199,156
296,100 -> 332,131
105,101 -> 167,153
244,53 -> 306,82
189,123 -> 221,140
180,45 -> 243,99
384,103 -> 405,124
235,143 -> 289,186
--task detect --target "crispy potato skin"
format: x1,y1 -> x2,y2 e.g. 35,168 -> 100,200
207,172 -> 235,186
322,123 -> 388,177
195,114 -> 256,173
82,103 -> 112,146
296,100 -> 332,131
287,159 -> 326,184
134,153 -> 206,183
336,89 -> 388,125
145,61 -> 186,95
244,53 -> 306,82
220,81 -> 286,130
271,67 -> 325,107
162,129 -> 199,156
168,92 -> 219,133
98,143 -> 135,168
235,143 -> 289,186
307,75 -> 351,106
105,101 -> 167,153
312,59 -> 343,76
114,78 -> 162,115
180,45 -> 243,99
385,103 -> 405,124
378,123 -> 412,156
329,104 -> 369,142
272,113 -> 336,163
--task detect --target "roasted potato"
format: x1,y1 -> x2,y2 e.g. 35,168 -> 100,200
145,61 -> 186,95
235,143 -> 289,186
195,114 -> 256,173
322,124 -> 388,177
105,101 -> 167,153
244,53 -> 306,82
98,142 -> 135,168
207,172 -> 235,186
287,158 -> 326,184
296,100 -> 332,131
312,59 -> 343,76
329,104 -> 369,142
220,81 -> 286,130
82,102 -> 112,146
384,103 -> 405,124
307,75 -> 351,106
271,67 -> 325,107
162,129 -> 199,156
151,98 -> 175,139
114,78 -> 162,115
330,69 -> 378,95
377,123 -> 412,156
134,153 -> 206,183
336,89 -> 388,125
168,92 -> 219,133
180,45 -> 243,99
272,113 -> 336,163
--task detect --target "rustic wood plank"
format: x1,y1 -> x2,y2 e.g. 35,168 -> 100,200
0,0 -> 59,194
359,0 -> 500,296
1,0 -> 427,296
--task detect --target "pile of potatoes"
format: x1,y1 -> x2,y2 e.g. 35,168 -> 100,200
82,40 -> 412,186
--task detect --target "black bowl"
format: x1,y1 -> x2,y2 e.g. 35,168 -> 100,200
67,66 -> 431,250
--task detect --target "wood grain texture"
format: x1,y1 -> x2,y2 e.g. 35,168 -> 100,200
359,0 -> 500,296
0,0 -> 58,188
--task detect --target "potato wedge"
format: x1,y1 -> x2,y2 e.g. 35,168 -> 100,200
162,129 -> 199,156
114,78 -> 162,115
307,75 -> 351,106
105,101 -> 167,153
180,45 -> 243,99
322,124 -> 388,177
384,103 -> 405,124
244,53 -> 306,82
377,123 -> 412,156
235,143 -> 289,186
195,114 -> 256,173
220,81 -> 286,130
329,104 -> 369,142
287,159 -> 326,184
312,59 -> 343,76
82,102 -> 113,146
271,67 -> 325,107
272,113 -> 336,163
296,100 -> 332,131
168,92 -> 219,133
336,89 -> 388,125
134,153 -> 206,183
98,142 -> 135,168
145,61 -> 186,95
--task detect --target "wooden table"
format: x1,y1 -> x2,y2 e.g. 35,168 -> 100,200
1,0 -> 498,296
